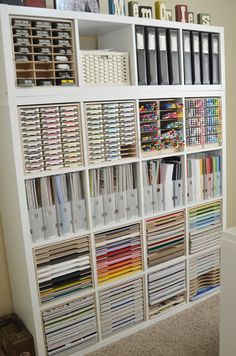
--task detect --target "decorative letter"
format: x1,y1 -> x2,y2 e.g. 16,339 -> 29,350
197,13 -> 211,25
175,5 -> 188,22
166,9 -> 172,21
155,1 -> 166,20
108,0 -> 126,16
128,1 -> 139,17
139,6 -> 152,18
188,12 -> 194,23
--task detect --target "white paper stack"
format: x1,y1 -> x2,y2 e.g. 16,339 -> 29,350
99,278 -> 144,338
25,172 -> 87,242
42,294 -> 98,355
189,200 -> 222,254
148,260 -> 186,318
90,164 -> 139,228
189,249 -> 220,301
34,236 -> 92,304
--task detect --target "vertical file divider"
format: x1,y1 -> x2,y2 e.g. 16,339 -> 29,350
131,25 -> 139,86
83,165 -> 103,340
184,207 -> 190,302
179,29 -> 185,86
74,19 -> 82,87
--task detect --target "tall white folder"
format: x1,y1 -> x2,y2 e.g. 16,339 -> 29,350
160,163 -> 174,210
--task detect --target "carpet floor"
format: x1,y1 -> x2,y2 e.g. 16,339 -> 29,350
89,295 -> 219,356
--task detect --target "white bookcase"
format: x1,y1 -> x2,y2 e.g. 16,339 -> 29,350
0,4 -> 226,356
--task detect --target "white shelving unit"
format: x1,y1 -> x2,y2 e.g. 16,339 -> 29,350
0,5 -> 226,356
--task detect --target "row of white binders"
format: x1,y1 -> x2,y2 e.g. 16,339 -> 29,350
143,157 -> 183,215
187,154 -> 221,203
25,172 -> 87,242
25,156 -> 222,242
90,164 -> 139,228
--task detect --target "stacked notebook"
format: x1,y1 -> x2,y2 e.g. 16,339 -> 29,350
148,261 -> 186,318
146,211 -> 185,267
85,101 -> 137,163
42,294 -> 98,355
20,104 -> 82,173
185,97 -> 222,148
189,249 -> 220,301
99,278 -> 144,338
25,172 -> 87,242
34,237 -> 92,304
187,153 -> 221,203
189,201 -> 222,254
95,223 -> 142,285
90,164 -> 139,227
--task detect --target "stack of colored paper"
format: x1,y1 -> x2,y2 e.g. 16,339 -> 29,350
189,201 -> 222,254
146,211 -> 185,267
34,237 -> 92,303
95,223 -> 142,285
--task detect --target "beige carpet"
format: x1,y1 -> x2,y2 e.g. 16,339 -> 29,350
89,295 -> 219,356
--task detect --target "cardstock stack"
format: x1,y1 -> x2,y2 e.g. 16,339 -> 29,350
148,260 -> 186,318
85,101 -> 136,164
20,104 -> 82,173
189,249 -> 220,301
146,211 -> 185,267
99,278 -> 144,338
42,294 -> 98,355
185,97 -> 222,148
34,237 -> 92,303
95,223 -> 142,285
189,201 -> 222,254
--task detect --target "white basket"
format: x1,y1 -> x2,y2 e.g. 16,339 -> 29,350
81,50 -> 130,86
